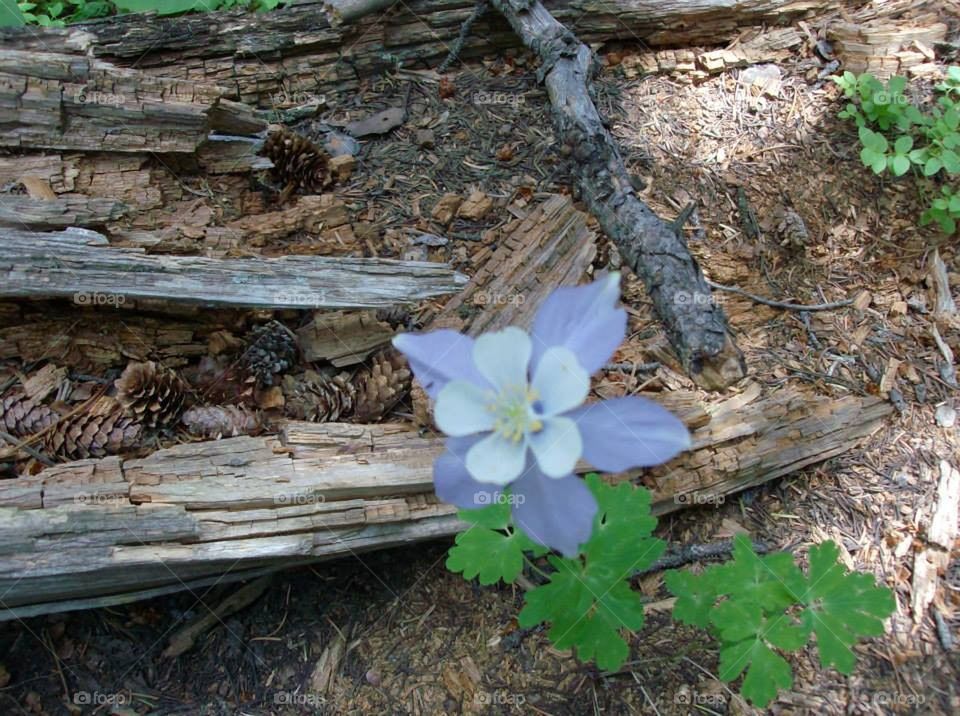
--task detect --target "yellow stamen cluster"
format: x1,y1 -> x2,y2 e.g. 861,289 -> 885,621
488,385 -> 543,443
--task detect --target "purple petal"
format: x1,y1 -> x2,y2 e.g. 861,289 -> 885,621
392,330 -> 489,399
530,273 -> 626,375
511,463 -> 597,557
433,436 -> 502,509
568,397 -> 691,472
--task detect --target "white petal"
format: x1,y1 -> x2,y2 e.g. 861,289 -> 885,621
465,432 -> 527,485
472,327 -> 531,390
528,417 -> 582,478
435,380 -> 495,436
531,346 -> 590,416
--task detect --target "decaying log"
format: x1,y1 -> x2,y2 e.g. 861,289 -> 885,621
489,0 -> 746,390
0,0 -> 833,107
0,390 -> 891,619
0,195 -> 128,229
1,227 -> 466,309
0,50 -> 264,152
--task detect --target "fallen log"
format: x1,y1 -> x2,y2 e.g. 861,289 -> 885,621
0,391 -> 892,620
1,227 -> 467,309
0,0 -> 834,106
0,196 -> 892,619
488,0 -> 746,389
0,50 -> 265,152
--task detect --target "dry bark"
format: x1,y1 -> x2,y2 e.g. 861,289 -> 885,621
488,0 -> 746,389
0,391 -> 891,619
1,227 -> 467,309
0,195 -> 128,229
0,0 -> 833,106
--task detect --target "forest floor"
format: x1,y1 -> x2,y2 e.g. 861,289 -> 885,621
2,13 -> 960,716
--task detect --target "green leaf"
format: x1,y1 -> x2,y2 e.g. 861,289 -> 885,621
714,535 -> 805,611
798,541 -> 895,674
925,156 -> 944,176
665,568 -> 720,628
113,0 -> 204,15
446,523 -> 540,585
581,474 -> 664,576
447,499 -> 545,584
894,135 -> 913,154
891,154 -> 910,176
941,149 -> 960,174
0,0 -> 26,25
518,478 -> 665,673
718,637 -> 793,707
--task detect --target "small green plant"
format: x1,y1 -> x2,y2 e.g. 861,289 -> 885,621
835,68 -> 960,235
665,535 -> 895,707
450,477 -> 895,706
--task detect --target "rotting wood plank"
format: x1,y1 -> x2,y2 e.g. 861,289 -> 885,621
0,227 -> 467,310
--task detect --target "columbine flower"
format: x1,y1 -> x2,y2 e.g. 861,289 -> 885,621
392,273 -> 690,556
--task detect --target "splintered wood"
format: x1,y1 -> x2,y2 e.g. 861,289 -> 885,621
0,387 -> 891,618
0,227 -> 466,309
0,0 -> 829,107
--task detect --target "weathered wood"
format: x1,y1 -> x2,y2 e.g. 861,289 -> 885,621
0,389 -> 892,618
0,227 -> 467,309
489,0 -> 746,390
0,50 -> 265,152
0,195 -> 128,229
0,0 -> 833,107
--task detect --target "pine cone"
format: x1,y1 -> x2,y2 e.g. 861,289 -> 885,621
0,390 -> 59,437
181,405 -> 262,439
45,397 -> 143,461
282,370 -> 356,422
354,349 -> 411,422
375,306 -> 413,330
242,321 -> 300,387
262,126 -> 333,195
771,205 -> 809,253
115,361 -> 190,429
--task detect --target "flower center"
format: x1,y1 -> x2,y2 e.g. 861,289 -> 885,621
488,384 -> 543,443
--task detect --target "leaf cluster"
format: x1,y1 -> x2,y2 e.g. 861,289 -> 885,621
834,69 -> 960,233
665,536 -> 895,707
448,475 -> 664,672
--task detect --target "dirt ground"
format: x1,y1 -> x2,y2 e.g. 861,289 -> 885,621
2,7 -> 960,716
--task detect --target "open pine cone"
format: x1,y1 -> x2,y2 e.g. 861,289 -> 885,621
181,405 -> 262,439
282,349 -> 411,424
45,397 -> 143,461
262,126 -> 333,195
282,370 -> 356,423
0,390 -> 59,437
115,361 -> 191,429
354,349 -> 412,422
